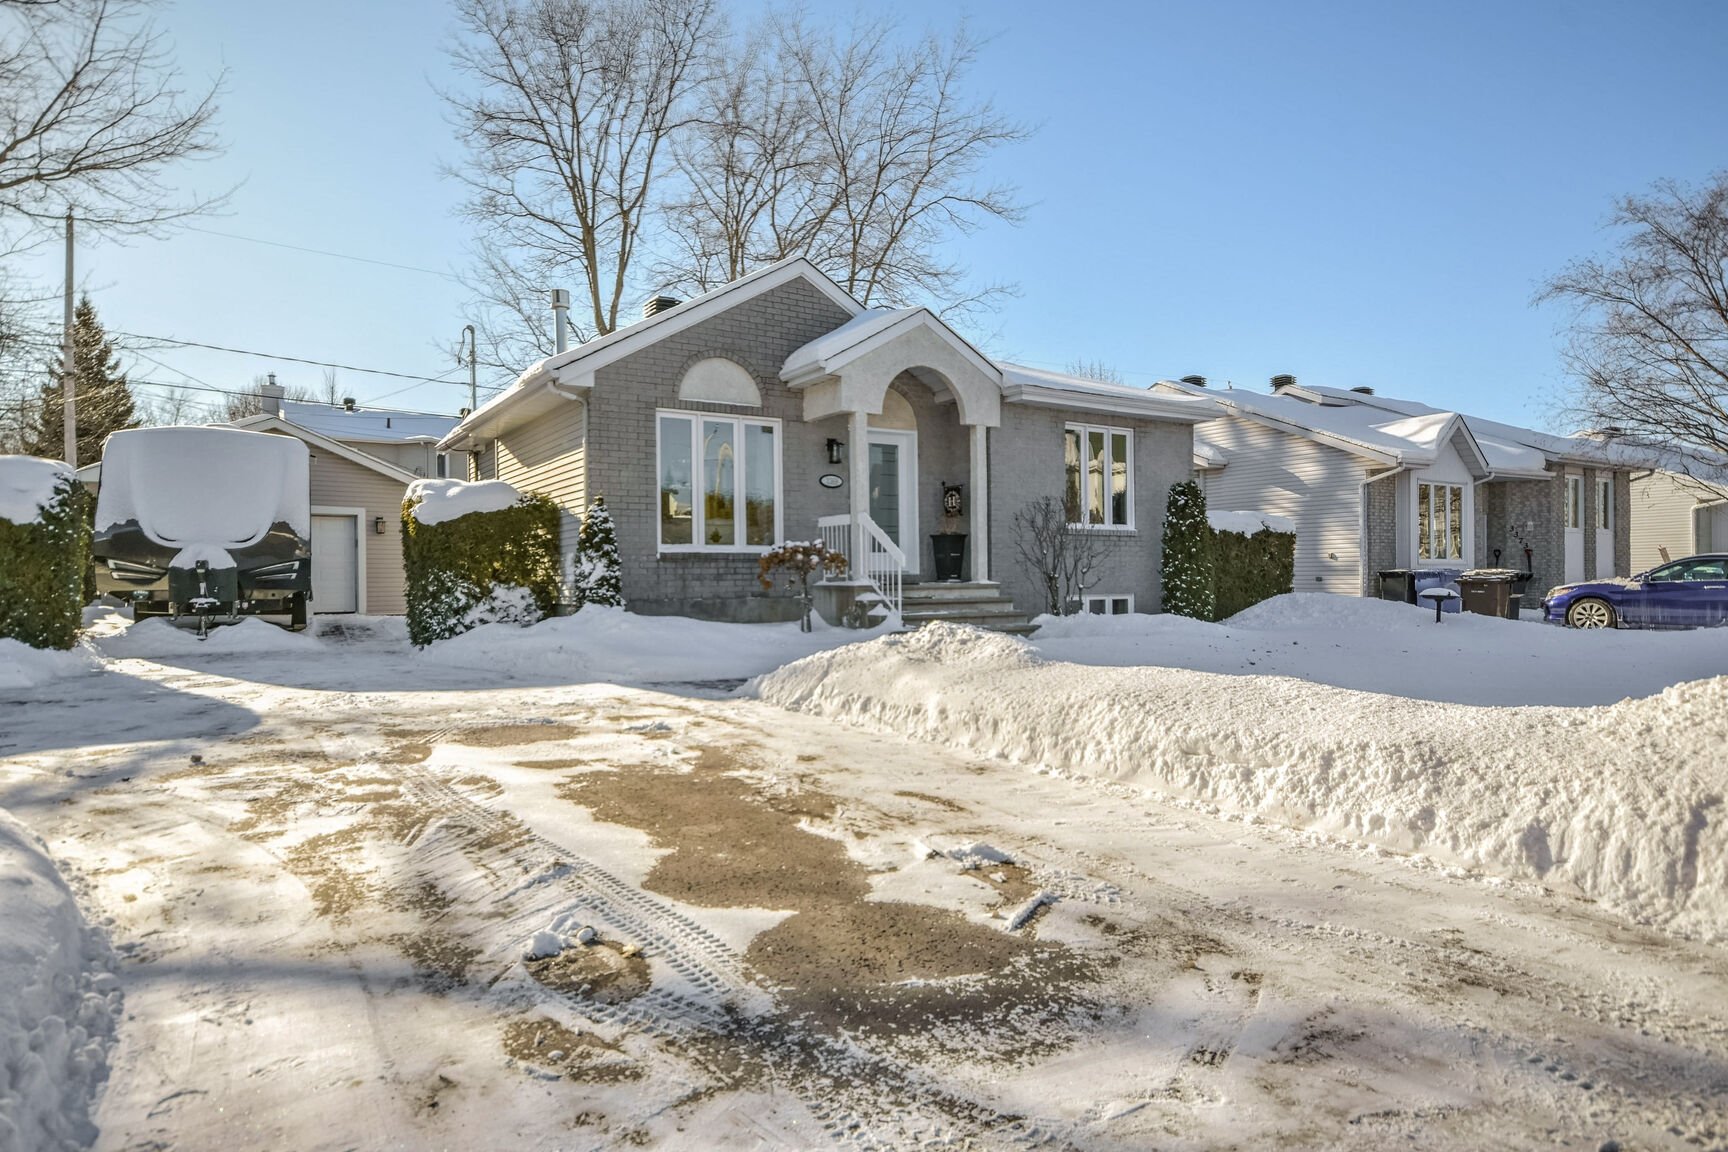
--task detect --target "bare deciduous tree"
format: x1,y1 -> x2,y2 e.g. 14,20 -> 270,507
1011,495 -> 1104,616
0,0 -> 223,237
1065,358 -> 1123,384
1540,172 -> 1728,474
446,0 -> 721,372
448,3 -> 1028,378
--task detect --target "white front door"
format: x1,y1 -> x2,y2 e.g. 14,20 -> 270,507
1564,474 -> 1585,583
866,429 -> 918,574
311,514 -> 359,613
1593,475 -> 1615,577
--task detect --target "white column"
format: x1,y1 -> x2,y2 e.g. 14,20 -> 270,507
970,422 -> 989,583
849,408 -> 869,579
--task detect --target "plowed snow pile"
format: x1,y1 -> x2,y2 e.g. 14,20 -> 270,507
755,622 -> 1728,941
0,810 -> 118,1152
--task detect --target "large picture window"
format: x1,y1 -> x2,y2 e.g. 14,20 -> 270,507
1063,423 -> 1133,528
657,412 -> 780,551
1417,481 -> 1465,561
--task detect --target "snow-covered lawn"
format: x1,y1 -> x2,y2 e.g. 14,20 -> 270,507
1,599 -> 1725,1149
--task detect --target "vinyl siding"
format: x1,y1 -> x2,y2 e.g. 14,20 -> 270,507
1630,471 -> 1727,570
1195,415 -> 1376,594
493,402 -> 588,590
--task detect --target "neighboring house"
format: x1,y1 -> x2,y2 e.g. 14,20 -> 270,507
439,257 -> 1220,624
1630,469 -> 1728,572
227,387 -> 461,615
1157,378 -> 1637,599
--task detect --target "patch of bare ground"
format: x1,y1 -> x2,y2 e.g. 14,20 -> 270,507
392,930 -> 481,992
448,723 -> 580,747
515,757 -> 591,771
452,773 -> 503,797
526,941 -> 652,1004
561,745 -> 1104,1059
502,1017 -> 644,1083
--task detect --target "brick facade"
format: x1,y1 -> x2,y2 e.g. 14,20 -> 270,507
1362,473 -> 1398,595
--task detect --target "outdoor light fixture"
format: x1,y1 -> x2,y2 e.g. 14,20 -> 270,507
374,517 -> 387,535
826,438 -> 844,464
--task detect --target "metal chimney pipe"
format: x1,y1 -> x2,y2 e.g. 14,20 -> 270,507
550,288 -> 571,354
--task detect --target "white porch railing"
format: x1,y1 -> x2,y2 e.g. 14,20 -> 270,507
816,512 -> 904,620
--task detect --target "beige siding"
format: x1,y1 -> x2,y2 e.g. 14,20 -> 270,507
1631,471 -> 1727,570
1196,416 -> 1376,594
493,403 -> 587,586
305,450 -> 410,615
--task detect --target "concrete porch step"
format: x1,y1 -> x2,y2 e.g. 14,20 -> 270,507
901,605 -> 1028,624
903,581 -> 1008,602
898,617 -> 1040,636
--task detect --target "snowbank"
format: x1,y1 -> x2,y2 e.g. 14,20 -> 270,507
429,604 -> 882,683
1030,593 -> 1728,706
755,623 -> 1728,941
0,809 -> 118,1152
90,616 -> 321,659
95,427 -> 309,542
0,640 -> 98,691
0,457 -> 73,526
405,478 -> 520,526
1207,509 -> 1295,535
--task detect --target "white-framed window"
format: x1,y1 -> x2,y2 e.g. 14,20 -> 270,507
1596,476 -> 1613,531
1565,475 -> 1583,530
656,410 -> 781,551
1416,481 -> 1466,562
1064,423 -> 1133,529
1084,594 -> 1134,615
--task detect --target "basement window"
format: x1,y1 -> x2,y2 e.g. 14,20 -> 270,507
1084,594 -> 1134,615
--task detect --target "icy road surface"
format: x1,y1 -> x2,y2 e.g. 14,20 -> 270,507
1,628 -> 1724,1151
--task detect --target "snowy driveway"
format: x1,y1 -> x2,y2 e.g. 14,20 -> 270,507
2,633 -> 1725,1151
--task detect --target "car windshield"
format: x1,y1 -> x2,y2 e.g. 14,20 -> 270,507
1649,559 -> 1726,582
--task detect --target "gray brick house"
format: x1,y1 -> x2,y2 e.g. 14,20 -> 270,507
439,258 -> 1220,624
1158,377 -> 1637,599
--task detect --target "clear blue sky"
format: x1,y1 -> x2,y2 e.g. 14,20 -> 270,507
17,0 -> 1728,429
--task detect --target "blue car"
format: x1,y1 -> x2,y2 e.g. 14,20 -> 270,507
1544,554 -> 1728,629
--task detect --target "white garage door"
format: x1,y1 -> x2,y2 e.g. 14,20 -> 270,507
311,514 -> 358,613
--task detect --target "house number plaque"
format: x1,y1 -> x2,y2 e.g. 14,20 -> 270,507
819,473 -> 844,489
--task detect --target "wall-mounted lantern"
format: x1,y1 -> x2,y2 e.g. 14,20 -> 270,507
826,438 -> 845,465
374,516 -> 387,536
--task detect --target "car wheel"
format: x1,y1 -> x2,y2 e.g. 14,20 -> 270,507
1566,598 -> 1616,629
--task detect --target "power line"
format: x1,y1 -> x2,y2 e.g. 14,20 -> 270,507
109,332 -> 461,385
181,226 -> 464,283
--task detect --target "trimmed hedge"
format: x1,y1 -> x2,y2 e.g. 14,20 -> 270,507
1210,524 -> 1295,621
401,490 -> 561,647
0,470 -> 90,650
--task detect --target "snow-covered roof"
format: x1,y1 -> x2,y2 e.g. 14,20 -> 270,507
1160,380 -> 1490,471
1193,441 -> 1228,470
1278,383 -> 1639,474
1001,364 -> 1221,423
278,400 -> 459,445
781,307 -> 923,380
228,414 -> 419,485
0,456 -> 73,525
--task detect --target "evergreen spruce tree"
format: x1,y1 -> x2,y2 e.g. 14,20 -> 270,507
1160,479 -> 1216,620
24,295 -> 137,466
571,496 -> 624,608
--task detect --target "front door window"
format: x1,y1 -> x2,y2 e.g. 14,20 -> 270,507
869,441 -> 901,545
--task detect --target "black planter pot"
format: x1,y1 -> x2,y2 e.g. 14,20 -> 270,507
930,532 -> 967,582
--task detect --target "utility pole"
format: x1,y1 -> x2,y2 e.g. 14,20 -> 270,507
460,323 -> 477,412
60,211 -> 76,466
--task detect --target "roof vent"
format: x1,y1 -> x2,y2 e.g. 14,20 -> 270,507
1179,374 -> 1208,387
342,396 -> 357,412
644,294 -> 681,319
1270,373 -> 1297,392
1350,386 -> 1374,395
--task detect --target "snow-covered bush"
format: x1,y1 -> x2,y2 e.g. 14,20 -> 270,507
1159,480 -> 1214,620
1210,514 -> 1294,622
401,479 -> 560,647
569,496 -> 623,609
0,456 -> 89,650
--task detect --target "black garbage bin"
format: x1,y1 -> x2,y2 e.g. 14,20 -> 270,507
1378,569 -> 1416,604
1458,568 -> 1521,618
1507,575 -> 1532,620
930,532 -> 967,582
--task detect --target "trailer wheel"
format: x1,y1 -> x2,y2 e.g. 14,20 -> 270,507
289,593 -> 308,631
